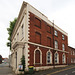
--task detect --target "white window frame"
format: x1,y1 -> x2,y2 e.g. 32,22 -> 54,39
62,34 -> 65,40
62,53 -> 66,64
34,47 -> 42,65
54,51 -> 59,64
62,44 -> 65,51
54,30 -> 58,36
55,40 -> 58,49
46,50 -> 52,64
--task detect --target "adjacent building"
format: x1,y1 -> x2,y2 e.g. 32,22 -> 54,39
11,1 -> 68,74
68,46 -> 75,64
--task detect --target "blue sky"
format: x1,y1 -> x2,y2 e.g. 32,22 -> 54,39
0,0 -> 75,58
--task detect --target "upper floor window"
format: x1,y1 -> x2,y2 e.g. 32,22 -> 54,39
62,34 -> 65,40
55,40 -> 58,49
35,17 -> 41,28
47,25 -> 51,33
71,51 -> 72,55
54,30 -> 58,36
62,44 -> 65,51
21,25 -> 24,38
47,37 -> 51,47
35,32 -> 41,44
73,51 -> 75,55
47,51 -> 52,64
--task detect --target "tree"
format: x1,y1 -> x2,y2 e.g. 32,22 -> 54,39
21,55 -> 25,71
0,55 -> 2,64
7,18 -> 17,50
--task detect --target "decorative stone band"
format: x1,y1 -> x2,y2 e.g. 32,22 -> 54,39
25,41 -> 69,54
12,41 -> 69,53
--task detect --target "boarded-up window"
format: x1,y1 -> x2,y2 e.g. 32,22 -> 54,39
47,37 -> 51,47
47,25 -> 51,33
35,50 -> 40,63
35,32 -> 41,44
35,17 -> 41,28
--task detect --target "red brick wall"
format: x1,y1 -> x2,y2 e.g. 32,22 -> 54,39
28,12 -> 68,66
68,46 -> 75,64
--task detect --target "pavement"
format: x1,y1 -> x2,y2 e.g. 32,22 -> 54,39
26,65 -> 75,75
0,63 -> 15,75
0,63 -> 75,75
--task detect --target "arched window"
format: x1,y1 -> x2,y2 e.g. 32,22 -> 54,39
34,47 -> 42,65
54,52 -> 59,64
47,51 -> 52,64
62,53 -> 66,63
35,50 -> 40,63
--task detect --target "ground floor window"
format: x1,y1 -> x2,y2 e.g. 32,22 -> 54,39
54,52 -> 59,64
34,47 -> 42,65
62,53 -> 66,64
35,50 -> 40,63
47,50 -> 52,64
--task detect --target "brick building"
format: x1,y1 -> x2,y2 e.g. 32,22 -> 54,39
11,2 -> 68,74
68,46 -> 75,64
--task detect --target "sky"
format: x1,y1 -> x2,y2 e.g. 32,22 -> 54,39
0,0 -> 75,58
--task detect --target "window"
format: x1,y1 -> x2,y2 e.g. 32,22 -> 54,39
47,25 -> 51,33
62,44 -> 65,51
71,51 -> 72,55
55,52 -> 59,64
73,51 -> 75,55
54,30 -> 58,36
74,59 -> 75,63
47,51 -> 52,64
34,47 -> 42,65
62,34 -> 65,40
35,17 -> 41,28
71,59 -> 73,63
35,50 -> 40,63
62,54 -> 66,63
55,40 -> 58,49
47,37 -> 51,47
21,25 -> 24,38
35,32 -> 41,44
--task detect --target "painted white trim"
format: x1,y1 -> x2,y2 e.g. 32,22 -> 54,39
34,47 -> 42,65
54,51 -> 59,64
26,41 -> 69,53
46,49 -> 52,64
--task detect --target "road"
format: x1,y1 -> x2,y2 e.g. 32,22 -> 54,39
47,66 -> 75,75
0,63 -> 15,75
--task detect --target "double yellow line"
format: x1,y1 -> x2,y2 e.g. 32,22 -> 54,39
47,66 -> 75,75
